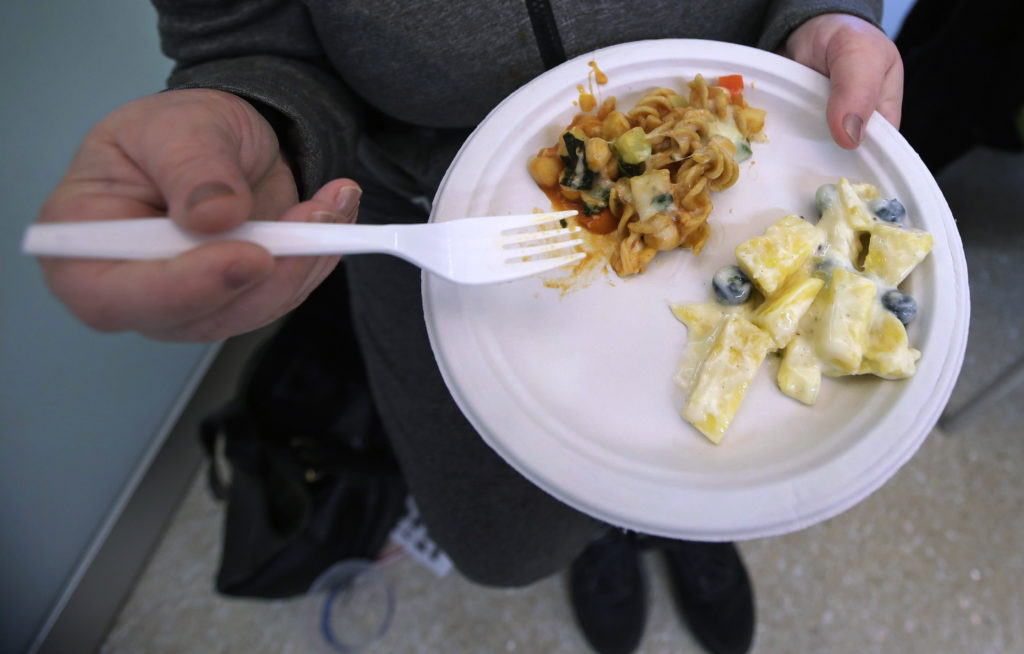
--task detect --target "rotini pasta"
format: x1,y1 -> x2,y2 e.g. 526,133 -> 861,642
529,73 -> 766,276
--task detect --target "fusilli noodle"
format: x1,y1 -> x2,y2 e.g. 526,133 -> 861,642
529,73 -> 766,276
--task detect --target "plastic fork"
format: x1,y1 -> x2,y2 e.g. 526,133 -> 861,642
21,210 -> 585,284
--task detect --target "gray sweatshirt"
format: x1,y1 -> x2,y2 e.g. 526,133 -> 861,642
155,0 -> 882,204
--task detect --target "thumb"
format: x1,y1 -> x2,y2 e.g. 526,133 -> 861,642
129,100 -> 256,233
822,26 -> 903,149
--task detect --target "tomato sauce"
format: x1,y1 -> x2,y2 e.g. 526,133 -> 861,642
539,184 -> 617,234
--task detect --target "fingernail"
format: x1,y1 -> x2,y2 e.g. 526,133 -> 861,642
310,210 -> 340,223
223,260 -> 261,290
843,114 -> 865,145
187,181 -> 235,208
334,186 -> 362,221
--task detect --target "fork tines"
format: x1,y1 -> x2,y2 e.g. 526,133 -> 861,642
487,209 -> 579,233
499,210 -> 583,263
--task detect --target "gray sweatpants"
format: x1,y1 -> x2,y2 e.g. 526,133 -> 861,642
342,178 -> 602,587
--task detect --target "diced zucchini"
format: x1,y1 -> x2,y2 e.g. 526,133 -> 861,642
613,126 -> 651,177
734,140 -> 752,162
618,160 -> 646,177
613,127 -> 651,164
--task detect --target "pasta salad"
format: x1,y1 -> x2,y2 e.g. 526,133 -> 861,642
529,72 -> 766,276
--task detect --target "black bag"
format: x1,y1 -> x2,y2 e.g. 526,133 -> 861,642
199,265 -> 407,598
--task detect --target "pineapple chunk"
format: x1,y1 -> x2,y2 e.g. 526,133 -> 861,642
751,275 -> 824,349
816,268 -> 877,376
778,334 -> 822,405
735,214 -> 822,298
836,177 -> 875,230
817,206 -> 860,266
670,302 -> 729,393
669,301 -> 756,338
862,222 -> 934,286
670,302 -> 728,340
669,178 -> 932,443
849,181 -> 882,202
670,302 -> 758,393
859,307 -> 921,379
682,315 -> 772,443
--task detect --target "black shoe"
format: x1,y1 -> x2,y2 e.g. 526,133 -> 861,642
660,540 -> 755,654
568,530 -> 647,654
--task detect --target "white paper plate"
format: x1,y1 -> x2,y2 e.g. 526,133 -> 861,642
422,40 -> 970,541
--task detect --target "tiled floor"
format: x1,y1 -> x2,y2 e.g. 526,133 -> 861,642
101,147 -> 1024,654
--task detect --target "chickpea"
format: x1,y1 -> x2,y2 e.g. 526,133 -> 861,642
529,155 -> 562,187
585,137 -> 611,172
603,158 -> 619,181
601,110 -> 631,140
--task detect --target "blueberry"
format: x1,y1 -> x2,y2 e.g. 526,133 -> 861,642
712,265 -> 753,305
868,197 -> 907,224
815,184 -> 838,218
882,289 -> 917,325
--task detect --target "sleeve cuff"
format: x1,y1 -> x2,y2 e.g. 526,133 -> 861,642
757,0 -> 884,52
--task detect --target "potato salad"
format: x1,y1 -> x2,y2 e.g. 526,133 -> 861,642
670,178 -> 934,443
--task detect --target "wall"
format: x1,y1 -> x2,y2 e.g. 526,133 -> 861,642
882,0 -> 916,37
0,3 -> 211,653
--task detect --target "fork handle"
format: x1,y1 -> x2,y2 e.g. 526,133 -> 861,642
22,218 -> 412,259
